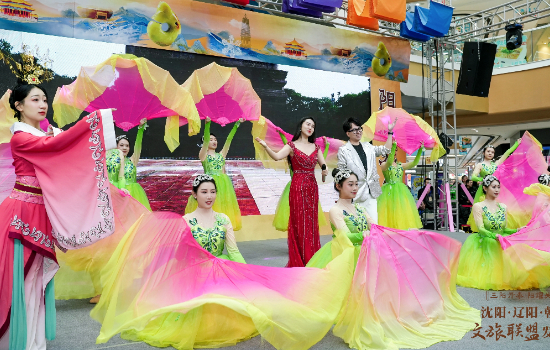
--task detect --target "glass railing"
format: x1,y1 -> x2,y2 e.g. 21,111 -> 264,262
409,23 -> 550,69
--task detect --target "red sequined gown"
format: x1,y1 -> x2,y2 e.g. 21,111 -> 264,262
287,142 -> 321,267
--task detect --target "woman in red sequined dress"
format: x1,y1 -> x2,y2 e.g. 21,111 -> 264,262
255,117 -> 328,267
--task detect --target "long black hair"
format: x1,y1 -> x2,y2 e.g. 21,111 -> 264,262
291,117 -> 316,143
9,82 -> 48,121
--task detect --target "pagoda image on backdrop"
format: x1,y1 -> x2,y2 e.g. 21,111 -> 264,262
240,14 -> 251,49
0,0 -> 37,22
281,39 -> 307,60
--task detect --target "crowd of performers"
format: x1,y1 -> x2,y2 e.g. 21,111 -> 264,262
2,81 -> 550,350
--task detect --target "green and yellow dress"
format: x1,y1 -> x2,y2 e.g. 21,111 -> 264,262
273,131 -> 328,231
466,140 -> 519,232
106,124 -> 151,210
307,203 -> 368,269
185,120 -> 242,230
458,202 -> 520,290
377,143 -> 423,229
187,212 -> 245,263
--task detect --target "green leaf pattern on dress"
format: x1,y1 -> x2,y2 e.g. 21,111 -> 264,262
203,153 -> 225,175
188,214 -> 229,257
480,162 -> 498,177
342,205 -> 370,245
482,204 -> 506,233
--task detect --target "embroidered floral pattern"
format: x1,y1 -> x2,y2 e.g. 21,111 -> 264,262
204,153 -> 225,175
385,163 -> 404,185
482,204 -> 506,232
480,162 -> 498,177
343,205 -> 370,233
188,214 -> 228,257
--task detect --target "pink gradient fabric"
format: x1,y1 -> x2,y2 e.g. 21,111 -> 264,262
334,224 -> 480,349
493,132 -> 548,229
367,107 -> 439,155
91,211 -> 355,349
86,66 -> 178,131
498,199 -> 550,252
0,143 -> 15,203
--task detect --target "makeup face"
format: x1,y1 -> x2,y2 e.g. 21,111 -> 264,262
16,87 -> 48,124
117,138 -> 130,156
484,147 -> 495,161
208,135 -> 218,150
338,174 -> 359,199
301,119 -> 315,138
484,180 -> 500,198
346,123 -> 362,143
195,181 -> 217,209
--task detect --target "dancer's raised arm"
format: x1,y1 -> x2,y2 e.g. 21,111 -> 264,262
495,139 -> 521,166
199,117 -> 212,162
403,142 -> 424,170
221,118 -> 245,158
130,118 -> 147,167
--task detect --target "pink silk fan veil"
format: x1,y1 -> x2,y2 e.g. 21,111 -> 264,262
251,115 -> 344,170
362,107 -> 446,162
52,54 -> 200,151
182,62 -> 261,126
493,131 -> 547,229
91,211 -> 355,350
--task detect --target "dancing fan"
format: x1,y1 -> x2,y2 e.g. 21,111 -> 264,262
52,54 -> 200,151
362,106 -> 446,161
181,62 -> 261,127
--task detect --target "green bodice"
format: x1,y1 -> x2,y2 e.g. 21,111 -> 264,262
330,204 -> 369,246
481,204 -> 507,234
382,163 -> 404,184
106,150 -> 137,185
480,162 -> 498,177
202,153 -> 225,176
188,214 -> 229,257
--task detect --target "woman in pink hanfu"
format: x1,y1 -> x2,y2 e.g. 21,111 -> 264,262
0,83 -> 116,349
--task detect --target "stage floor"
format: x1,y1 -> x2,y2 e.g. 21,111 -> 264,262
49,230 -> 550,350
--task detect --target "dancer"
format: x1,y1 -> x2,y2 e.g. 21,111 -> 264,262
272,131 -> 328,231
0,84 -> 116,349
466,140 -> 520,231
307,168 -> 374,268
458,175 -> 526,290
308,168 -> 479,350
184,174 -> 245,263
337,117 -> 395,223
106,118 -> 151,210
90,174 -> 355,350
523,173 -> 550,224
377,141 -> 423,229
255,117 -> 329,267
185,117 -> 243,230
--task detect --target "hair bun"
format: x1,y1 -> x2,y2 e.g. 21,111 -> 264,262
331,168 -> 341,178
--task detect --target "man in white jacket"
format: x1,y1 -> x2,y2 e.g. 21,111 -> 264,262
337,117 -> 395,223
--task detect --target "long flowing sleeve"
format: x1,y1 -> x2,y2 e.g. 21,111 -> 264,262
199,120 -> 211,159
323,139 -> 330,159
410,147 -> 423,168
223,220 -> 246,263
387,142 -> 397,165
221,120 -> 240,156
471,173 -> 483,182
502,139 -> 520,160
472,204 -> 496,239
130,123 -> 145,167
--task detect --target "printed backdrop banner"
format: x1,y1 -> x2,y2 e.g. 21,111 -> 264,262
0,0 -> 410,81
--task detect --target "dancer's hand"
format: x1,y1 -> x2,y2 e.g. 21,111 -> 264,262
45,125 -> 54,137
238,117 -> 245,123
119,188 -> 131,196
206,116 -> 211,123
388,117 -> 397,132
139,118 -> 147,126
255,137 -> 267,148
322,136 -> 327,144
362,230 -> 370,238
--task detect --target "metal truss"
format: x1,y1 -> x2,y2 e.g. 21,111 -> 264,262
449,0 -> 550,43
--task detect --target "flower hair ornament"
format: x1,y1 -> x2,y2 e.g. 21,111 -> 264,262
538,174 -> 550,186
482,174 -> 499,187
193,174 -> 214,187
0,42 -> 54,84
116,135 -> 129,144
334,169 -> 352,183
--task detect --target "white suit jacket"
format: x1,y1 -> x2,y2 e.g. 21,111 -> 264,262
337,141 -> 389,201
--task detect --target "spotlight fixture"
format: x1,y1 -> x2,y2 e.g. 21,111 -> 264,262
505,23 -> 523,50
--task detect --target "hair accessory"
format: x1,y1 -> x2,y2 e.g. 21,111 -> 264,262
334,169 -> 351,183
538,174 -> 550,186
193,174 -> 214,187
482,174 -> 499,187
0,43 -> 53,84
116,135 -> 128,142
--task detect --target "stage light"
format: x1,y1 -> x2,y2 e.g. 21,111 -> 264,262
505,23 -> 523,50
